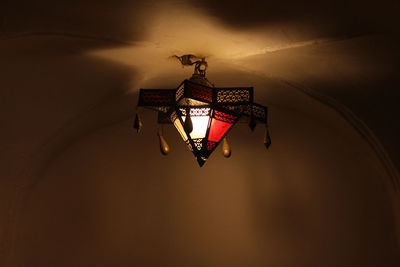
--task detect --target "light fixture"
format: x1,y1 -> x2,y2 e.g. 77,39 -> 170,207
133,55 -> 271,167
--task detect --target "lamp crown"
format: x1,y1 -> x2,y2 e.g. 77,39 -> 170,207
173,54 -> 212,86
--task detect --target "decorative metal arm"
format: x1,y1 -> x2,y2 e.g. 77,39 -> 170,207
173,54 -> 208,77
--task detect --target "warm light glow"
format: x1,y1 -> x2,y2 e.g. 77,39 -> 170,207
89,2 -> 322,89
182,115 -> 210,139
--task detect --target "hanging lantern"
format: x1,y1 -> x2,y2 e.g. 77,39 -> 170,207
134,55 -> 271,167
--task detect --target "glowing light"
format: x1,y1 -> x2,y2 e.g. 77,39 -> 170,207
181,108 -> 211,139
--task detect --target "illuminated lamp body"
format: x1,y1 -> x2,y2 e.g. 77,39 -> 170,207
134,56 -> 271,167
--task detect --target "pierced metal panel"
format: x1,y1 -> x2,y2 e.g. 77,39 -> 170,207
138,89 -> 176,106
216,88 -> 253,104
176,84 -> 184,102
207,141 -> 217,151
180,107 -> 211,117
192,138 -> 204,151
213,110 -> 238,123
185,80 -> 213,103
146,106 -> 170,113
242,104 -> 268,123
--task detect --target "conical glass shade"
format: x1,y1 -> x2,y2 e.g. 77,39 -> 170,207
172,107 -> 239,166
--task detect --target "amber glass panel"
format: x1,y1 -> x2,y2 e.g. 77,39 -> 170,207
173,118 -> 188,141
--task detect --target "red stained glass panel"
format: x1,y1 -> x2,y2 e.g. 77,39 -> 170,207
208,119 -> 233,143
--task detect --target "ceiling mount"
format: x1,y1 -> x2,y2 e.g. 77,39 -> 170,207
173,54 -> 212,87
134,55 -> 271,167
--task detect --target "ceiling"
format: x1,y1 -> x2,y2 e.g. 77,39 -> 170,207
1,0 -> 399,185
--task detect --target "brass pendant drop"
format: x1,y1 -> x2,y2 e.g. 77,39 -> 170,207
222,137 -> 231,158
133,113 -> 143,133
158,131 -> 170,155
264,127 -> 271,149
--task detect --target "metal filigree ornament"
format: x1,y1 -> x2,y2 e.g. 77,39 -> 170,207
134,55 -> 271,167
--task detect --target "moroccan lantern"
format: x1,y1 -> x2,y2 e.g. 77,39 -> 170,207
134,55 -> 271,166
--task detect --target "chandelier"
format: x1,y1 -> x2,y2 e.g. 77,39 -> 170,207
133,55 -> 271,167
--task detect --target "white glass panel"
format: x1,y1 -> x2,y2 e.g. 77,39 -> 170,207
188,116 -> 210,139
180,108 -> 211,139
